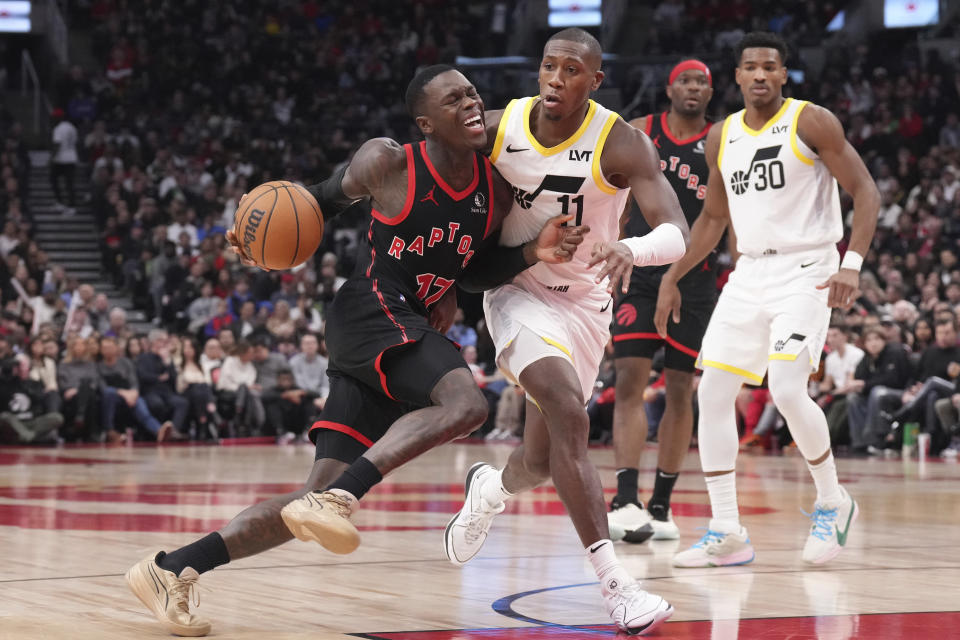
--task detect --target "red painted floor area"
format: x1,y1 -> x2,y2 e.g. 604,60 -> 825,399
358,611 -> 960,639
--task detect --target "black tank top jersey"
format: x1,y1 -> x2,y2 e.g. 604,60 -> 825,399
355,140 -> 495,316
625,112 -> 716,303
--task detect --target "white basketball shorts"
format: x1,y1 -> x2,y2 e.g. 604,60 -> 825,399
483,270 -> 612,404
697,245 -> 839,385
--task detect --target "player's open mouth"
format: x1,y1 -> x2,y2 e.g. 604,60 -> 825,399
463,114 -> 483,131
542,95 -> 561,107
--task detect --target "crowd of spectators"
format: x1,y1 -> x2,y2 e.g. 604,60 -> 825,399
0,325 -> 330,444
2,3 -> 960,455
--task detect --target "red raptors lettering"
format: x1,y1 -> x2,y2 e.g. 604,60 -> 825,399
388,223 -> 474,262
663,155 -> 706,200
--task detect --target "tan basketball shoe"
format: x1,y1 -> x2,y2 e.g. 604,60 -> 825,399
125,553 -> 211,636
281,490 -> 360,554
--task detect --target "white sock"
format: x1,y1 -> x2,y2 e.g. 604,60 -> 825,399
586,539 -> 633,593
807,452 -> 843,507
705,472 -> 740,533
479,468 -> 513,507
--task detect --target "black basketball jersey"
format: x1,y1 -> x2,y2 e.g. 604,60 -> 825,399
625,112 -> 716,303
356,141 -> 495,315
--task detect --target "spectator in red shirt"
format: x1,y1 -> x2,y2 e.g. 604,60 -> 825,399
899,103 -> 923,139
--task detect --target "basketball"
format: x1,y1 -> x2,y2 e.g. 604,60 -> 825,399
233,180 -> 324,270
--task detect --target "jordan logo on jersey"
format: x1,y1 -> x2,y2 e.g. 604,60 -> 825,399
729,145 -> 784,196
420,185 -> 439,206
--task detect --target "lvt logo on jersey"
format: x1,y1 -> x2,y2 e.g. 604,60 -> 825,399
730,145 -> 785,195
568,149 -> 593,162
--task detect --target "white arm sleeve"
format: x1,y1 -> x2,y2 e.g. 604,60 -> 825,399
620,223 -> 687,267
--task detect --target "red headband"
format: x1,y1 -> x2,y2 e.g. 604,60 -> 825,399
669,59 -> 712,86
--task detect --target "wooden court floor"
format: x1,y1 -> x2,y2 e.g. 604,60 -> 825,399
0,440 -> 958,639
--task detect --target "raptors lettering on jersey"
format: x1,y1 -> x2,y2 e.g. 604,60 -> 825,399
364,140 -> 495,312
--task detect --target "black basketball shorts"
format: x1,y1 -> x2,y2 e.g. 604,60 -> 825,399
611,292 -> 714,372
309,331 -> 469,464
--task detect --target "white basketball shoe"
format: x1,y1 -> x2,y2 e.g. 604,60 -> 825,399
444,462 -> 505,565
607,500 -> 655,544
673,525 -> 755,568
647,503 -> 680,540
603,579 -> 674,635
802,486 -> 859,564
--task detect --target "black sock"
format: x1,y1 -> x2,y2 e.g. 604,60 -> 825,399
649,468 -> 679,510
615,468 -> 640,505
156,532 -> 230,576
327,456 -> 383,501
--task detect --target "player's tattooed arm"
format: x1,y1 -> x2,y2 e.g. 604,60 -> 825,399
799,105 -> 880,309
655,124 -> 730,336
340,138 -> 408,213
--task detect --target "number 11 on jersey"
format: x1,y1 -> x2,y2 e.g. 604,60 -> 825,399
558,194 -> 584,227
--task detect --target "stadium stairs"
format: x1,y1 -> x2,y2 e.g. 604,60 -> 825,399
28,151 -> 152,334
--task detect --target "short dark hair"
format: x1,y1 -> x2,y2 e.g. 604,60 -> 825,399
935,316 -> 957,330
546,27 -> 602,66
863,327 -> 886,341
735,31 -> 788,66
250,334 -> 272,350
405,64 -> 457,118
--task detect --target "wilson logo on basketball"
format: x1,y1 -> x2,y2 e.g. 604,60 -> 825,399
616,303 -> 637,326
242,208 -> 266,256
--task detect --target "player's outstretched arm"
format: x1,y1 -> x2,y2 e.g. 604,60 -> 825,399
800,105 -> 880,309
654,124 -> 730,336
588,120 -> 689,294
226,138 -> 405,266
335,137 -> 407,205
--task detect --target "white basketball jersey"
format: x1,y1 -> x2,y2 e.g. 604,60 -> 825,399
717,98 -> 842,256
490,97 -> 629,289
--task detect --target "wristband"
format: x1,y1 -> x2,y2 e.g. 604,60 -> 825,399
840,250 -> 863,272
620,223 -> 686,267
